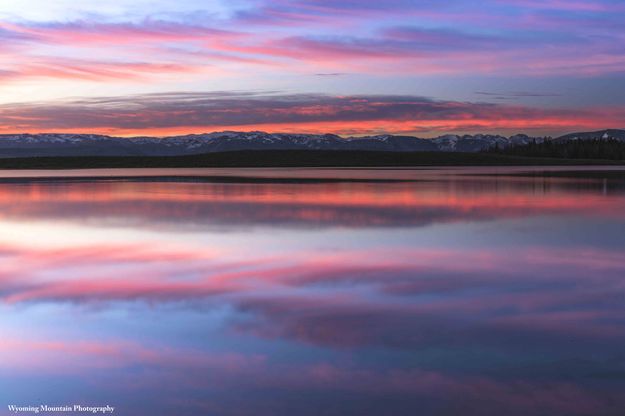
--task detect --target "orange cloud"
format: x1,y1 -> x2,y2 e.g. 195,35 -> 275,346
0,92 -> 623,137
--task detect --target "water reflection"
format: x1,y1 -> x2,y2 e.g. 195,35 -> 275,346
1,168 -> 624,416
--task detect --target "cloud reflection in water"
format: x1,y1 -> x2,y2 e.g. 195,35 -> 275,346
0,169 -> 624,415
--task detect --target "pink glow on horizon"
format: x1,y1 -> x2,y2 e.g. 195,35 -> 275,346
0,83 -> 622,137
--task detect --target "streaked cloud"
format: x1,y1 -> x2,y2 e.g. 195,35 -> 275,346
0,91 -> 622,136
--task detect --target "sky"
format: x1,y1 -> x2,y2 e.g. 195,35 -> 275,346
0,0 -> 624,137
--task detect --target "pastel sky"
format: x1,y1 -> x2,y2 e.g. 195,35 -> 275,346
0,0 -> 624,137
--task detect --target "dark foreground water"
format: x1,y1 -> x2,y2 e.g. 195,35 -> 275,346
1,167 -> 625,416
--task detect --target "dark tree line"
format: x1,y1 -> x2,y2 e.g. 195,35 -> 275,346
488,139 -> 625,160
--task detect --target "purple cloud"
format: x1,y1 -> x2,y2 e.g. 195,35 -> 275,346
0,91 -> 622,136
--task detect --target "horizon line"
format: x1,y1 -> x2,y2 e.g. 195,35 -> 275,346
0,128 -> 623,140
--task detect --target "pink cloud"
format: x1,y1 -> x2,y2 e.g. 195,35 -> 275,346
1,11 -> 624,86
0,91 -> 623,136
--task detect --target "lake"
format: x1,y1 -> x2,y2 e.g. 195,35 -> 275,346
1,167 -> 625,416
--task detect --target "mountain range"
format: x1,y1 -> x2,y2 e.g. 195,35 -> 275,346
0,129 -> 622,158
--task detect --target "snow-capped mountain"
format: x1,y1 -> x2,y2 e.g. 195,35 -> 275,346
553,129 -> 625,143
0,129 -> 621,158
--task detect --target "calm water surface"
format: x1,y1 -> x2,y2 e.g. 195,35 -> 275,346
1,167 -> 625,415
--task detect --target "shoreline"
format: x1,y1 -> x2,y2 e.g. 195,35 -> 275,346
0,165 -> 623,183
0,150 -> 622,171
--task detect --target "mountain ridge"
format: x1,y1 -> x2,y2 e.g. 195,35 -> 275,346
0,129 -> 622,158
